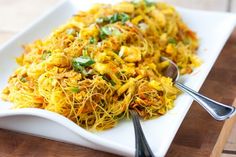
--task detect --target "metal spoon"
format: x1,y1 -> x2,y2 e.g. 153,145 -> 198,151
161,57 -> 236,121
130,110 -> 155,157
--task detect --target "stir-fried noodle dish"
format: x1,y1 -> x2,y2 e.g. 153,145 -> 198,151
1,0 -> 200,130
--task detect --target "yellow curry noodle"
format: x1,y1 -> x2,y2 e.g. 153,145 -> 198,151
1,0 -> 200,130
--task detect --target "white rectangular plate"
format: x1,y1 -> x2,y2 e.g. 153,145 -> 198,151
0,0 -> 235,156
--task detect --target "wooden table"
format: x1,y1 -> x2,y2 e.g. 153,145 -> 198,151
0,1 -> 236,157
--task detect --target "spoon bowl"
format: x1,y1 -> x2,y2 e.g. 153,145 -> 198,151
160,57 -> 236,121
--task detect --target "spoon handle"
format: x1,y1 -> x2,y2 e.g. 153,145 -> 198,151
130,110 -> 155,157
175,82 -> 236,121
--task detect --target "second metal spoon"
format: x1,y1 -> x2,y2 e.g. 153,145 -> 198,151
161,57 -> 236,121
130,110 -> 155,157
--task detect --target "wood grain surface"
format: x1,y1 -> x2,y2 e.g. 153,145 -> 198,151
0,0 -> 236,157
212,100 -> 236,157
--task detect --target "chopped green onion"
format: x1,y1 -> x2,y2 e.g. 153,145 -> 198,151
100,26 -> 121,40
99,31 -> 107,40
100,26 -> 111,39
89,37 -> 95,44
20,77 -> 27,83
96,13 -> 130,25
101,26 -> 113,35
109,13 -> 130,24
71,87 -> 80,93
102,75 -> 116,86
119,13 -> 130,24
99,26 -> 111,39
41,50 -> 51,60
112,28 -> 122,36
72,62 -> 83,72
72,55 -> 95,75
109,13 -> 119,23
110,80 -> 116,86
72,56 -> 95,67
96,17 -> 110,24
168,38 -> 177,44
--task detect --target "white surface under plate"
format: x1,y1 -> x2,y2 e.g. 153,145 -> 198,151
0,0 -> 235,156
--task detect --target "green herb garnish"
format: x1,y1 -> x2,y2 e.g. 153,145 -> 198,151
71,87 -> 80,93
102,75 -> 116,86
168,38 -> 177,45
20,77 -> 27,83
72,56 -> 95,67
101,26 -> 113,35
100,26 -> 112,39
41,50 -> 51,60
89,37 -> 95,44
96,17 -> 110,24
110,13 -> 130,24
72,55 -> 95,75
96,13 -> 130,24
109,13 -> 119,23
119,13 -> 130,24
100,26 -> 121,40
